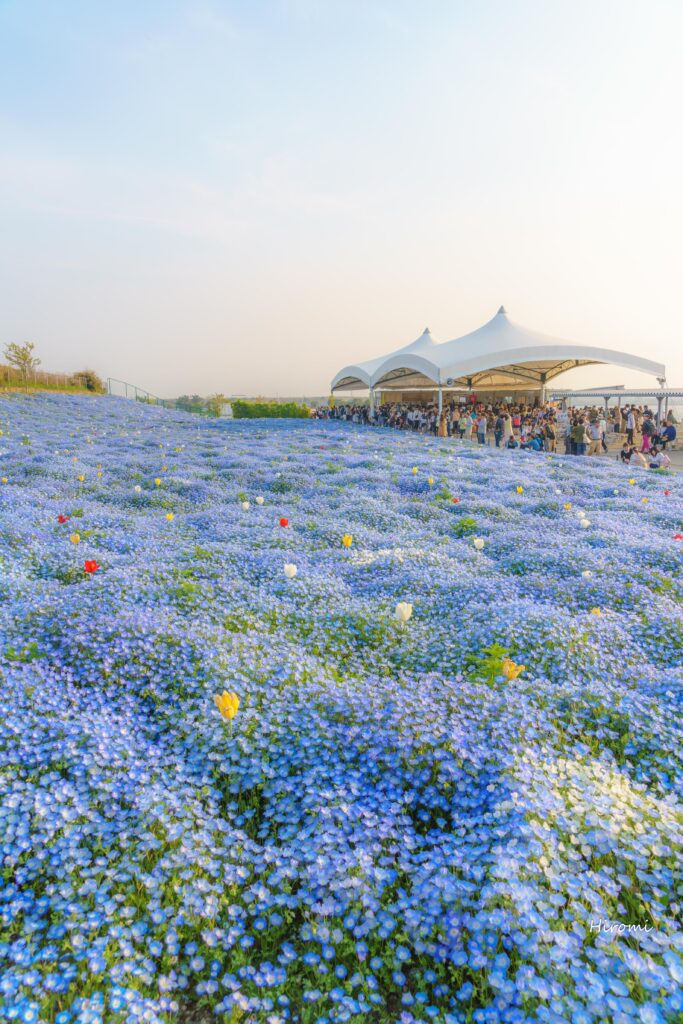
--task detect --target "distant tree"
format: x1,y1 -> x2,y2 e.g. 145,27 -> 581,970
4,342 -> 40,384
70,369 -> 105,393
206,393 -> 227,418
176,394 -> 206,414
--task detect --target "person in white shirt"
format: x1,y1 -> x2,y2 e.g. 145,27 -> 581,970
588,420 -> 602,456
599,416 -> 608,452
626,408 -> 636,445
649,447 -> 671,470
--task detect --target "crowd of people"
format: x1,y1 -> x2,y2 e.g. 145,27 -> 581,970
315,398 -> 677,469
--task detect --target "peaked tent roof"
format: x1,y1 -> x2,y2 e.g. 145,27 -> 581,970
331,327 -> 439,390
331,308 -> 666,392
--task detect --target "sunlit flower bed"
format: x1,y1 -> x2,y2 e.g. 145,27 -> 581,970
0,394 -> 682,1024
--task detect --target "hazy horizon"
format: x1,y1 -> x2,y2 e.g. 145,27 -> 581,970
2,0 -> 682,397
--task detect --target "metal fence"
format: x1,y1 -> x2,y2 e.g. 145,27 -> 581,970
106,378 -> 170,406
1,367 -> 76,389
106,379 -> 214,416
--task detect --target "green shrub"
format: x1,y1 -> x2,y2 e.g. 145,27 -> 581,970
231,400 -> 310,419
69,369 -> 105,392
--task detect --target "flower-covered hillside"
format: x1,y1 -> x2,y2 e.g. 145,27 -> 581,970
0,394 -> 682,1024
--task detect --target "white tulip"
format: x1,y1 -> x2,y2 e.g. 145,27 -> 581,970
134,484 -> 142,493
255,496 -> 265,505
582,570 -> 593,578
580,519 -> 590,528
473,537 -> 485,550
283,563 -> 297,579
395,601 -> 413,623
241,501 -> 250,510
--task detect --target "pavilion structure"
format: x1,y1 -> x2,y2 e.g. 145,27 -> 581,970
549,386 -> 683,425
331,307 -> 666,413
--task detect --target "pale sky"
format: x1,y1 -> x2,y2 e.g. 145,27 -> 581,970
1,0 -> 682,398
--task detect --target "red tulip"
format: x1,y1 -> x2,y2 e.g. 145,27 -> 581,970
664,490 -> 670,496
84,560 -> 100,573
57,514 -> 70,523
452,497 -> 460,504
279,517 -> 289,527
674,534 -> 683,541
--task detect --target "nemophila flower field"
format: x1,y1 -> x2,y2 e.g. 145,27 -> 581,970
1,394 -> 682,1024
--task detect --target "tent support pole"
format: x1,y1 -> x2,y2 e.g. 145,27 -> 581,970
656,395 -> 663,429
437,385 -> 443,416
369,389 -> 375,417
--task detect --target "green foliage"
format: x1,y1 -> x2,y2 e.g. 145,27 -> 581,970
69,369 -> 105,393
451,515 -> 477,537
466,643 -> 512,685
6,641 -> 42,663
271,478 -> 293,493
231,400 -> 310,419
206,393 -> 227,417
3,341 -> 40,380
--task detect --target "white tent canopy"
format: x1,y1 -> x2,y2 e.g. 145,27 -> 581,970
331,307 -> 666,394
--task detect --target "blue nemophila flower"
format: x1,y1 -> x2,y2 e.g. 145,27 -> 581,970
0,394 -> 681,1023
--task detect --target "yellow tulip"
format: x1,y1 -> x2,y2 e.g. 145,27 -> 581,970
628,479 -> 636,485
590,607 -> 602,616
70,532 -> 80,544
411,467 -> 418,474
162,465 -> 168,471
641,497 -> 647,504
564,503 -> 572,510
154,478 -> 162,486
97,471 -> 103,478
166,512 -> 174,521
427,477 -> 434,486
502,659 -> 525,681
214,690 -> 240,722
516,486 -> 524,494
1,477 -> 7,484
342,533 -> 353,547
77,474 -> 85,482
